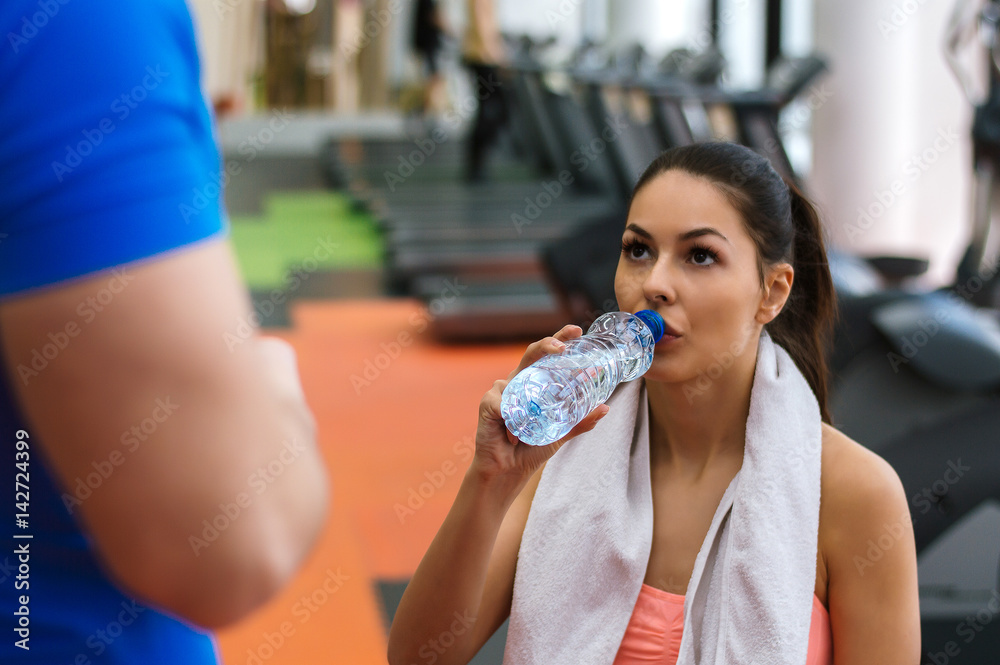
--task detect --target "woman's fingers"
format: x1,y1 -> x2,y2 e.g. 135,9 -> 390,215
558,404 -> 610,444
552,323 -> 583,342
506,324 -> 583,380
477,382 -> 611,481
526,402 -> 611,452
489,322 -> 601,469
520,403 -> 610,465
479,379 -> 507,421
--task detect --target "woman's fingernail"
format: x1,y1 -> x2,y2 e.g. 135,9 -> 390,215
553,340 -> 565,349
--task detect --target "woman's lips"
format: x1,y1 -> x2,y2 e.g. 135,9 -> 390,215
658,319 -> 681,341
656,325 -> 681,344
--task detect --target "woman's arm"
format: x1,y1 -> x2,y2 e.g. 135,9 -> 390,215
821,425 -> 921,664
387,454 -> 540,665
387,326 -> 609,665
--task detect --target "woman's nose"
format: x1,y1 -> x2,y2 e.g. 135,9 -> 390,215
642,259 -> 677,304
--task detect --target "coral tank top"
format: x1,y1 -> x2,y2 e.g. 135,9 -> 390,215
612,583 -> 833,665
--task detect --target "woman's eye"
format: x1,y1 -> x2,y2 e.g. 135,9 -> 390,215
622,241 -> 649,259
690,248 -> 717,265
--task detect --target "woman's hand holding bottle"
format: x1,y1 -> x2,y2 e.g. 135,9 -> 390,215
470,324 -> 610,490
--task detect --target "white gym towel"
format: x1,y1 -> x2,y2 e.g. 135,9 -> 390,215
503,331 -> 822,665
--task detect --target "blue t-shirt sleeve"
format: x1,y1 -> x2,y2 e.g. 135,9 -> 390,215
0,0 -> 228,299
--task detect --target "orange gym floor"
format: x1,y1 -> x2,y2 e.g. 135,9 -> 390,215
214,298 -> 525,664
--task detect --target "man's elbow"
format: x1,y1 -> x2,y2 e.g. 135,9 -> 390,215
176,539 -> 320,629
199,474 -> 330,628
114,473 -> 330,629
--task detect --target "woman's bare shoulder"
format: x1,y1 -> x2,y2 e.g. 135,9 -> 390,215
820,424 -> 906,505
818,423 -> 912,558
816,426 -> 921,660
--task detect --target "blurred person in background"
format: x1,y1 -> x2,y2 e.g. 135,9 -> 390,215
0,1 -> 329,662
412,0 -> 450,116
462,0 -> 508,182
188,0 -> 265,117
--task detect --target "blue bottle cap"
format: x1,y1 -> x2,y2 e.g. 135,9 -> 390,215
634,309 -> 665,343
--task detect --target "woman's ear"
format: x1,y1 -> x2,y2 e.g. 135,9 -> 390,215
756,263 -> 794,324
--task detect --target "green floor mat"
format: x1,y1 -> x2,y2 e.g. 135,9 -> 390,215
228,191 -> 383,290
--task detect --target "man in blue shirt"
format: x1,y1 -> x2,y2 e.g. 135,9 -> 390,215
0,1 -> 329,661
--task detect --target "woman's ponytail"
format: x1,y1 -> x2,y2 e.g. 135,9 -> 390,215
768,181 -> 837,423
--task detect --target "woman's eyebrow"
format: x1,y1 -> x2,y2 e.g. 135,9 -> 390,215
625,223 -> 730,244
680,227 -> 730,244
625,223 -> 654,239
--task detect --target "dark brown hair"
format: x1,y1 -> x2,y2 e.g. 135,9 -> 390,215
630,141 -> 836,423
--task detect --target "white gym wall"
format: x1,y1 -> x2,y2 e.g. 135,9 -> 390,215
810,0 -> 971,285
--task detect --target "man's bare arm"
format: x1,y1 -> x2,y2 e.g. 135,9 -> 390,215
0,237 -> 329,628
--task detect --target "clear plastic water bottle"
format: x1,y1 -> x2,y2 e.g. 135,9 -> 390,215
500,310 -> 665,446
